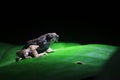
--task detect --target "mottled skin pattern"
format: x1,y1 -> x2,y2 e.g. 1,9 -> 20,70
16,32 -> 59,61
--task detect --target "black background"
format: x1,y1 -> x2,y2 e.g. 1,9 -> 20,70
0,16 -> 119,46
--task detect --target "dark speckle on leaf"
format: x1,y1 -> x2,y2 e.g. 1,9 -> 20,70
75,61 -> 85,64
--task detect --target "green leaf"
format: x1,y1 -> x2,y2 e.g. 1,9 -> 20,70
0,42 -> 118,80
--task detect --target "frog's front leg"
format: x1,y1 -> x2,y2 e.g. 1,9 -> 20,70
46,48 -> 54,53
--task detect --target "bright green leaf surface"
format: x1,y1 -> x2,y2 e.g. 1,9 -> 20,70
0,42 -> 118,80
